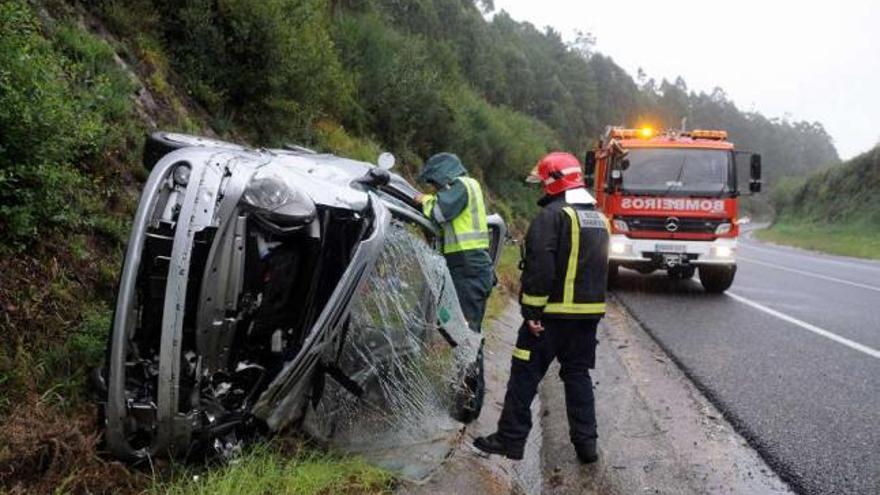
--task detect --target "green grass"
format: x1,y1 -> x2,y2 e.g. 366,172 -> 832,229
755,220 -> 880,260
154,444 -> 393,495
484,243 -> 520,324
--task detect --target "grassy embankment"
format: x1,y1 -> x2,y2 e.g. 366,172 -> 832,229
153,444 -> 391,495
755,221 -> 880,260
758,146 -> 880,259
484,243 -> 521,323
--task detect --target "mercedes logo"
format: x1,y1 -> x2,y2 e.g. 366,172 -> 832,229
665,217 -> 680,232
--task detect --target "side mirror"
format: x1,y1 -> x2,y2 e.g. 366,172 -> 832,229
611,169 -> 623,189
377,152 -> 396,170
749,154 -> 762,193
584,151 -> 596,188
584,151 -> 596,175
354,167 -> 391,188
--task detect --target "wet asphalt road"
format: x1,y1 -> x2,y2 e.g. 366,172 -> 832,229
611,232 -> 880,495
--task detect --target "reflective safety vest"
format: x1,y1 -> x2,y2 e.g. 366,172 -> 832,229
423,176 -> 490,254
519,199 -> 610,320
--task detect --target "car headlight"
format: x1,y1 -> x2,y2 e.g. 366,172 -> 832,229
242,170 -> 316,233
611,241 -> 628,254
172,163 -> 191,186
715,222 -> 732,235
612,219 -> 629,233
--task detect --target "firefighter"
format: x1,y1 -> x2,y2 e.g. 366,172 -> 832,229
416,152 -> 494,332
474,152 -> 609,463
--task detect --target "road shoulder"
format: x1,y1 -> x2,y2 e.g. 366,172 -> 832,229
399,298 -> 792,494
398,302 -> 543,495
539,299 -> 792,494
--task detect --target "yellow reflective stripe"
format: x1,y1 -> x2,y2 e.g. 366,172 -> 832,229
562,207 -> 580,305
544,302 -> 606,314
512,347 -> 531,361
521,293 -> 549,307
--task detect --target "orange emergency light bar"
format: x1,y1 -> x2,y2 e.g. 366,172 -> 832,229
608,127 -> 729,141
609,127 -> 655,139
690,129 -> 728,140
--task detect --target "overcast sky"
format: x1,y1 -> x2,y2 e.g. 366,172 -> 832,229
491,0 -> 880,160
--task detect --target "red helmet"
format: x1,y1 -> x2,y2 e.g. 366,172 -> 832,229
527,152 -> 584,196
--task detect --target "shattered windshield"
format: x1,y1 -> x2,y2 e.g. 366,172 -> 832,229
621,148 -> 732,196
304,222 -> 481,481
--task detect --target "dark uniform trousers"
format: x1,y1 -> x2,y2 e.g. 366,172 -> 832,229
498,318 -> 599,449
446,249 -> 495,332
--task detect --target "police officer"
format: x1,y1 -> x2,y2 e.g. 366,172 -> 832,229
416,152 -> 494,332
474,152 -> 609,463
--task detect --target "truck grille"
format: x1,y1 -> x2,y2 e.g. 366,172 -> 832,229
620,216 -> 725,235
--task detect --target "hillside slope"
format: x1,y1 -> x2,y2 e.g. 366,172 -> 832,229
760,146 -> 880,258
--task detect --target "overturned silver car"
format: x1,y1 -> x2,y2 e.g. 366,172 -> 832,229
99,133 -> 505,472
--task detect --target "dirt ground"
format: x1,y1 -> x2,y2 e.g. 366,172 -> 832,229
399,299 -> 793,495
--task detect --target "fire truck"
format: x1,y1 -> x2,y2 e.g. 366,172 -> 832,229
584,127 -> 762,293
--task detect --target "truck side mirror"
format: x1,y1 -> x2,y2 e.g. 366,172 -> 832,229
749,154 -> 762,193
611,170 -> 623,189
584,151 -> 596,188
584,151 -> 596,175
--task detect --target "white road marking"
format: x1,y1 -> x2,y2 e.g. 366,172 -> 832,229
739,241 -> 880,274
738,256 -> 880,293
727,291 -> 880,360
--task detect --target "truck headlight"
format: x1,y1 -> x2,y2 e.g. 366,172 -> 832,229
612,219 -> 629,233
611,241 -> 628,254
242,170 -> 316,233
715,222 -> 732,235
714,245 -> 733,258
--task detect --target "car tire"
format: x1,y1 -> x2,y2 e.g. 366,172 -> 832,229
143,132 -> 246,170
699,265 -> 736,293
452,348 -> 484,424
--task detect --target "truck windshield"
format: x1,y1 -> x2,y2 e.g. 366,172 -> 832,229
620,148 -> 732,196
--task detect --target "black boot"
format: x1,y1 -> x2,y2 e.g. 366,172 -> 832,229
474,433 -> 524,460
574,440 -> 598,464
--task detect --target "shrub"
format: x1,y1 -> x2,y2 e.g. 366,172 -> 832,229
0,0 -> 138,249
146,0 -> 355,144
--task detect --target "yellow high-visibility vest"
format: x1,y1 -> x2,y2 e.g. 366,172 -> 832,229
423,177 -> 490,254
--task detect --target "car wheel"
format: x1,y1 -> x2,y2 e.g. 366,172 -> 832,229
452,347 -> 484,424
143,132 -> 246,170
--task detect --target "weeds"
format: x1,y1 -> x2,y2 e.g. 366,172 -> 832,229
154,442 -> 394,495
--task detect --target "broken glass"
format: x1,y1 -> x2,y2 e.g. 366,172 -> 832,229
304,222 -> 482,482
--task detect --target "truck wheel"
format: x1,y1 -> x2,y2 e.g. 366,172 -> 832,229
607,263 -> 619,289
699,265 -> 736,293
143,132 -> 245,170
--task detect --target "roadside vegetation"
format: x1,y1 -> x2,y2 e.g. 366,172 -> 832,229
0,0 -> 846,492
484,243 -> 521,323
759,145 -> 880,259
155,442 -> 392,495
